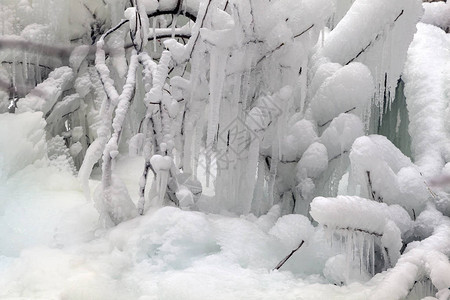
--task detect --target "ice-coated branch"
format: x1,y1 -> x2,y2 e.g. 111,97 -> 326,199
146,0 -> 198,22
273,240 -> 305,271
255,24 -> 315,66
103,19 -> 130,40
101,50 -> 139,211
0,37 -> 72,58
345,10 -> 404,65
369,209 -> 450,300
145,50 -> 172,105
124,27 -> 191,49
310,196 -> 412,236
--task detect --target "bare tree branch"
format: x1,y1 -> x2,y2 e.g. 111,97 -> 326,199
273,240 -> 305,270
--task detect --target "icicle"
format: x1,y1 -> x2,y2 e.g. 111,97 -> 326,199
171,14 -> 177,38
358,232 -> 364,273
153,18 -> 157,52
371,235 -> 375,276
206,47 -> 228,147
150,149 -> 173,206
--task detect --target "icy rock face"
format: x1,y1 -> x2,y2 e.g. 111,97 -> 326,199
0,112 -> 47,179
348,135 -> 429,215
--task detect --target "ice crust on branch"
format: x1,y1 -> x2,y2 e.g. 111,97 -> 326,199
310,195 -> 412,236
316,0 -> 422,107
349,135 -> 430,215
17,67 -> 74,114
369,207 -> 450,300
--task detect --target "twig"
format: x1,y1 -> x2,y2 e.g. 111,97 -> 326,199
318,107 -> 356,128
256,24 -> 314,66
273,240 -> 305,270
345,10 -> 404,65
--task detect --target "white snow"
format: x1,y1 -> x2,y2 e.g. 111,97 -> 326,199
421,2 -> 450,32
310,62 -> 374,126
1,0 -> 450,299
349,135 -> 430,215
403,23 -> 450,178
310,195 -> 412,236
320,113 -> 364,160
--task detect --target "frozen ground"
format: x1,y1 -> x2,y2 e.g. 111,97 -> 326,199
0,120 -> 441,300
0,156 -> 377,300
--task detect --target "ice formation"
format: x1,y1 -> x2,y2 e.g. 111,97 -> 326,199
1,0 -> 450,299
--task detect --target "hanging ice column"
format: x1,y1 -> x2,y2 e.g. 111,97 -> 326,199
311,195 -> 412,277
180,0 -> 335,215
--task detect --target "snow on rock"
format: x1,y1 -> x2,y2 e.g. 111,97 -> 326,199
349,135 -> 430,215
320,113 -> 364,160
310,62 -> 374,126
403,23 -> 450,178
0,112 -> 46,179
310,195 -> 412,236
16,66 -> 74,114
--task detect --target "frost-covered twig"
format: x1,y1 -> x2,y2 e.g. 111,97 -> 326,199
345,10 -> 404,65
273,240 -> 305,270
147,0 -> 198,22
255,24 -> 315,66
